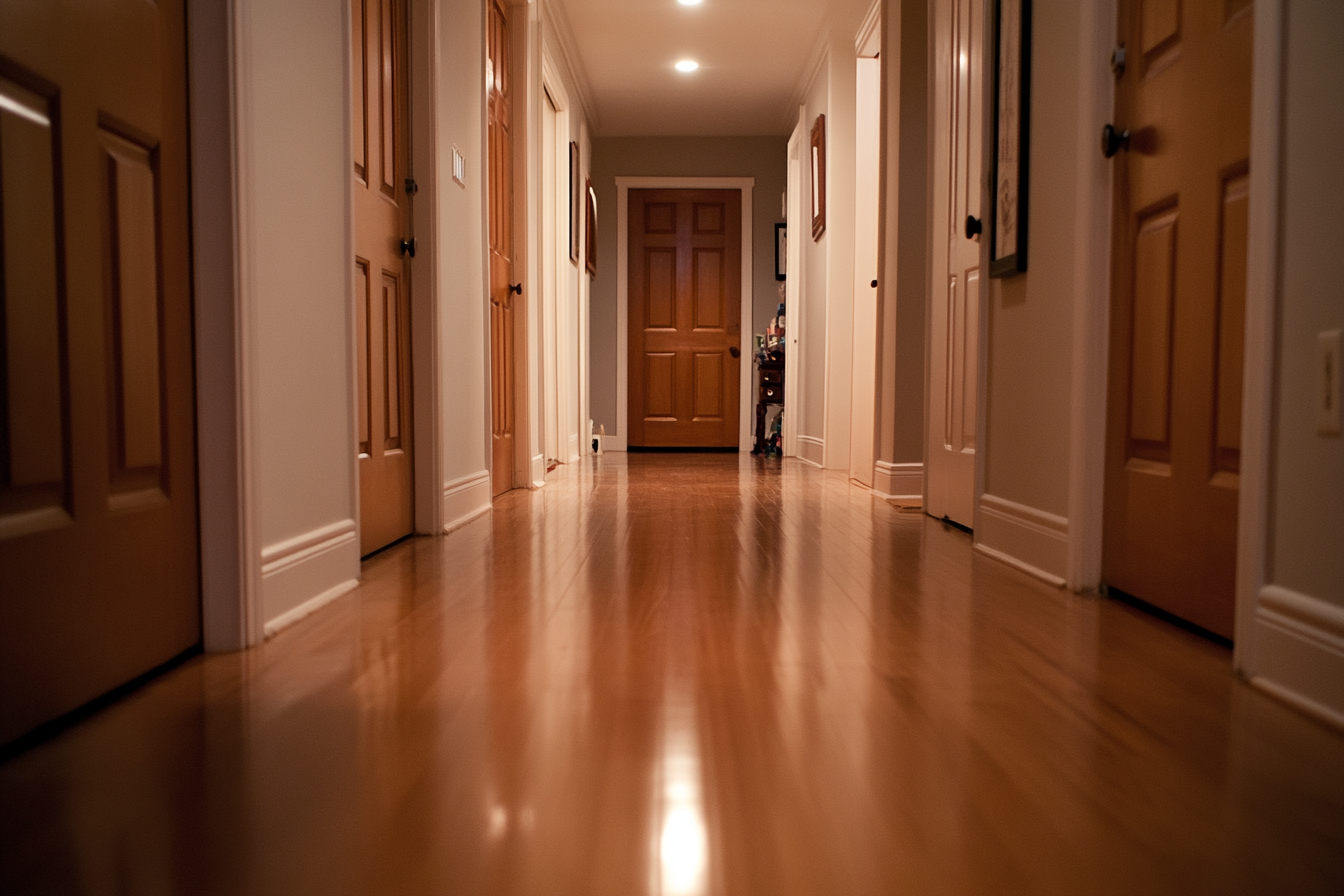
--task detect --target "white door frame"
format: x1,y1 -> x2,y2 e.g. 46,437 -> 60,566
783,117 -> 804,459
613,176 -> 756,452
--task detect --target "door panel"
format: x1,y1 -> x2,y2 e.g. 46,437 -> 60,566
927,0 -> 983,526
352,0 -> 413,555
628,189 -> 741,448
487,0 -> 516,495
0,1 -> 200,746
1103,0 -> 1252,639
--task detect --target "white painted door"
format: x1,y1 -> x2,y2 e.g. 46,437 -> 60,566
849,55 -> 882,487
926,0 -> 982,526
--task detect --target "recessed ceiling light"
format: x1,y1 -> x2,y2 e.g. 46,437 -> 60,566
678,0 -> 704,6
675,60 -> 699,73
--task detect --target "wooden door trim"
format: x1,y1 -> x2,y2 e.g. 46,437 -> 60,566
614,176 -> 755,452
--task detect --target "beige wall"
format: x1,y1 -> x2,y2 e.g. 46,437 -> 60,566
799,68 -> 831,452
587,136 -> 788,434
873,0 -> 928,470
235,0 -> 361,628
435,0 -> 494,510
1270,0 -> 1344,606
979,0 -> 1079,520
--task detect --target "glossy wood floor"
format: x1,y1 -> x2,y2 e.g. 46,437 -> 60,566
2,454 -> 1342,895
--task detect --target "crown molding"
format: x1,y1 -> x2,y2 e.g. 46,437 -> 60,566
541,0 -> 599,133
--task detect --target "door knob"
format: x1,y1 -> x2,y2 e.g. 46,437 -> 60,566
871,280 -> 878,288
399,238 -> 417,258
1101,123 -> 1131,159
509,283 -> 523,295
729,346 -> 741,358
965,215 -> 982,240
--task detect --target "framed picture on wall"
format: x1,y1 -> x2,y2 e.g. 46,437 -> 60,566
569,142 -> 581,263
585,178 -> 598,276
810,114 -> 826,240
989,0 -> 1031,278
775,223 -> 787,281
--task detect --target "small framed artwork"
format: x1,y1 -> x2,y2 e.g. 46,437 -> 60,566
569,142 -> 581,263
775,223 -> 787,281
989,0 -> 1031,278
810,114 -> 826,240
585,178 -> 598,276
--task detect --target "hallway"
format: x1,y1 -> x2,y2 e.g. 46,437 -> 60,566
1,455 -> 1341,894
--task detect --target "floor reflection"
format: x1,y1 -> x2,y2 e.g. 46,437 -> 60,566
0,454 -> 1342,895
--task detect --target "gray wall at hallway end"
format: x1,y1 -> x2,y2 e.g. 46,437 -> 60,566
588,136 -> 789,435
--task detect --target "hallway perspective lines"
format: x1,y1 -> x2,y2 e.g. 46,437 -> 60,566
1,454 -> 1341,895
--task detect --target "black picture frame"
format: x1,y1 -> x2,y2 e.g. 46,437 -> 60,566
775,223 -> 787,281
569,142 -> 581,263
989,0 -> 1031,278
810,114 -> 826,241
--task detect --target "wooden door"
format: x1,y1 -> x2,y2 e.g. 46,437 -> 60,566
1103,0 -> 1252,639
927,0 -> 983,526
628,189 -> 742,449
0,0 -> 199,745
353,0 -> 414,556
487,0 -> 516,495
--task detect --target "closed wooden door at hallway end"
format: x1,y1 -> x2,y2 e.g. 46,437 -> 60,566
628,189 -> 742,449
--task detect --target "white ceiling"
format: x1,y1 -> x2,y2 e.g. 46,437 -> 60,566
553,0 -> 833,137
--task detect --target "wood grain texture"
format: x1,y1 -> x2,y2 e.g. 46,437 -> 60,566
1,454 -> 1341,895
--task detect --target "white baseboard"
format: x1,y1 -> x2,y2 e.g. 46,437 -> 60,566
566,433 -> 580,463
796,434 -> 824,468
260,519 -> 360,636
1250,585 -> 1344,730
872,461 -> 923,501
531,453 -> 546,488
443,470 -> 491,533
974,494 -> 1068,587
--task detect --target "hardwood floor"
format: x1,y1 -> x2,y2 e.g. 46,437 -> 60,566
1,453 -> 1341,895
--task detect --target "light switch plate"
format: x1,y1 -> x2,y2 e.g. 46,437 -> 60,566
1319,329 -> 1342,436
452,145 -> 466,188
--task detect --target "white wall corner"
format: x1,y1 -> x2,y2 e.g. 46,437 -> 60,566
872,461 -> 922,501
260,519 -> 360,637
796,435 -> 825,468
443,470 -> 492,533
1235,0 -> 1286,677
1251,586 -> 1344,730
974,494 -> 1069,587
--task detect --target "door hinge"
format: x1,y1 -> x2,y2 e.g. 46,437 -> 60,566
405,177 -> 419,196
400,237 -> 417,258
1110,44 -> 1126,78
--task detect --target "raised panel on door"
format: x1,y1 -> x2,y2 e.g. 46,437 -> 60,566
0,3 -> 201,747
0,73 -> 68,538
926,0 -> 982,526
353,0 -> 413,554
627,189 -> 740,448
1103,0 -> 1250,640
100,126 -> 168,506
